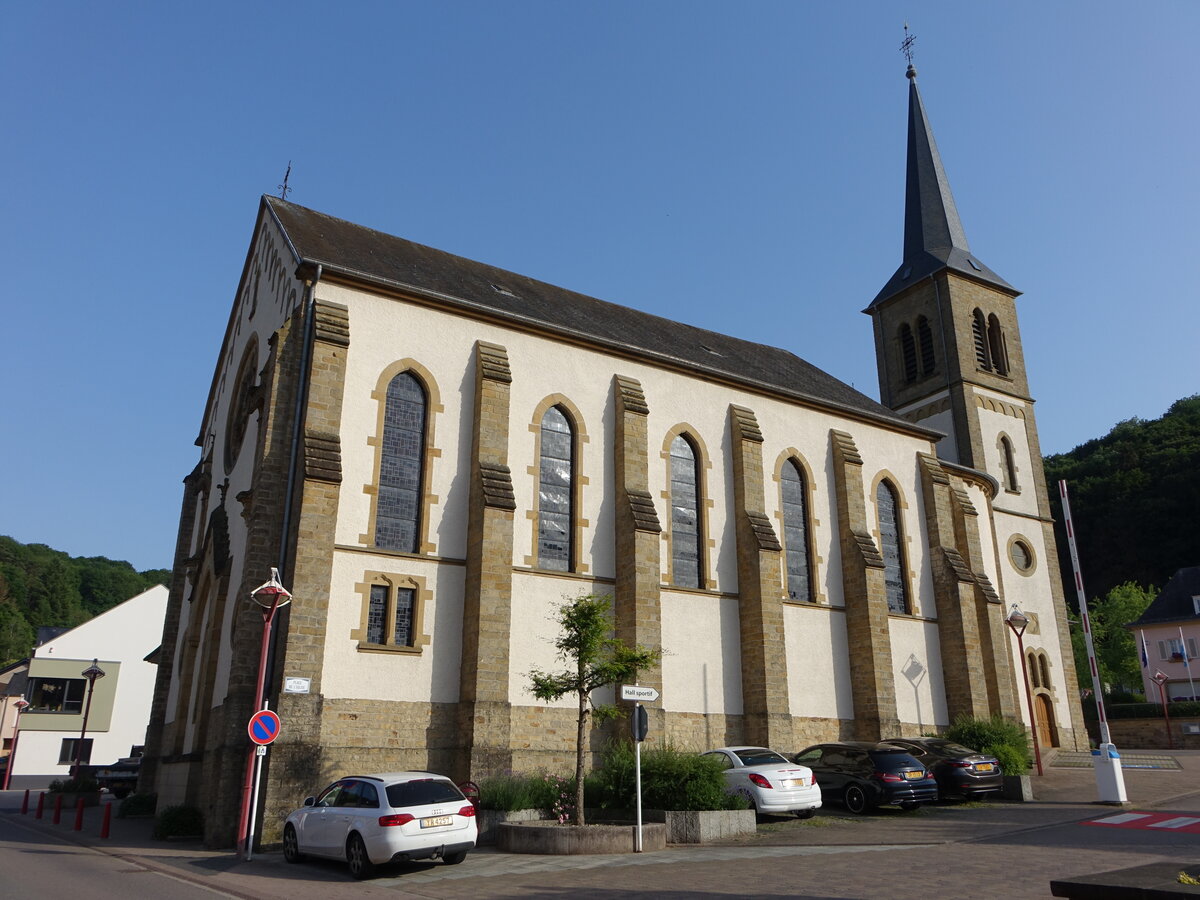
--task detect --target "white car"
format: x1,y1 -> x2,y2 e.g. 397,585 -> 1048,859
703,746 -> 822,817
283,772 -> 477,879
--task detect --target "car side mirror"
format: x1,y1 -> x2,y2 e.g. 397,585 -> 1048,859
303,797 -> 315,807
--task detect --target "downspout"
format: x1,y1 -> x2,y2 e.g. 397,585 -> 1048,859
263,263 -> 321,697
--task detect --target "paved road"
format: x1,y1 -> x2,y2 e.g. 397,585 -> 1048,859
2,750 -> 1198,899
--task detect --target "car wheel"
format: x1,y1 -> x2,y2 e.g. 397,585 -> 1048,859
282,824 -> 304,863
794,808 -> 816,820
899,800 -> 919,811
346,833 -> 375,880
843,784 -> 871,815
443,851 -> 467,865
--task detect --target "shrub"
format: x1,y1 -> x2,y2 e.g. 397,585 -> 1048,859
153,805 -> 204,840
945,715 -> 1031,776
476,774 -> 543,812
47,776 -> 100,793
117,792 -> 157,818
1102,701 -> 1200,720
586,739 -> 741,811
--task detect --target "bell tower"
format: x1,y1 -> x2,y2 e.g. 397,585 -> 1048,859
865,58 -> 1088,750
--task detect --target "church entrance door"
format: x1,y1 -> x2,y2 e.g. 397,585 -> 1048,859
1034,694 -> 1056,748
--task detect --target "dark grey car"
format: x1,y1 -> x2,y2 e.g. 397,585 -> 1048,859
793,741 -> 938,813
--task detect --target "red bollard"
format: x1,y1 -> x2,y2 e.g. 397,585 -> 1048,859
52,793 -> 63,824
100,802 -> 113,839
21,789 -> 30,815
73,796 -> 85,831
35,792 -> 45,819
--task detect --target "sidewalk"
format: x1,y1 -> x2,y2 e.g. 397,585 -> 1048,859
3,749 -> 1198,899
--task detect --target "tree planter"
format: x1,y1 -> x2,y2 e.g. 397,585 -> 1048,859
1002,775 -> 1033,802
581,808 -> 757,843
475,808 -> 547,845
497,821 -> 667,854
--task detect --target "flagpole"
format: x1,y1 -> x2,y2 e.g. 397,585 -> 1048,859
1179,627 -> 1197,700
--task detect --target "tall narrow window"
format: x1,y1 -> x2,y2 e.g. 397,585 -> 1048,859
538,406 -> 574,570
367,585 -> 388,645
366,583 -> 416,647
899,324 -> 917,382
670,435 -> 702,589
877,481 -> 909,614
972,309 -> 991,370
376,372 -> 426,552
1000,436 -> 1020,492
987,314 -> 1009,376
917,316 -> 936,376
781,460 -> 813,602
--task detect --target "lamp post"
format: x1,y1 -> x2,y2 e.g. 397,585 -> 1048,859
2,696 -> 30,791
1151,670 -> 1174,749
73,659 -> 107,777
236,568 -> 292,859
1005,604 -> 1044,777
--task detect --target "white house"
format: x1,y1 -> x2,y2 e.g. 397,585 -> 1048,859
6,585 -> 167,789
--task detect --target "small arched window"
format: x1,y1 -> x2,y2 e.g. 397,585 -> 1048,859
781,460 -> 813,602
917,316 -> 936,376
375,372 -> 426,553
1038,653 -> 1052,691
538,406 -> 574,571
877,481 -> 909,614
972,309 -> 991,370
899,323 -> 918,383
987,314 -> 1009,376
1028,650 -> 1042,688
1000,435 -> 1020,492
670,434 -> 703,589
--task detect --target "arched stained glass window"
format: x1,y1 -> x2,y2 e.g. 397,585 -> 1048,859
376,372 -> 426,552
877,481 -> 909,614
538,406 -> 574,570
670,434 -> 702,589
781,460 -> 813,602
917,316 -> 936,376
899,324 -> 917,382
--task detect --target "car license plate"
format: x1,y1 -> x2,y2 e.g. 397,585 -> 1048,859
975,763 -> 994,772
420,815 -> 453,828
781,778 -> 804,788
903,771 -> 923,780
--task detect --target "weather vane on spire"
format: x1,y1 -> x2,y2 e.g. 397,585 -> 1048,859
901,22 -> 916,67
278,161 -> 293,201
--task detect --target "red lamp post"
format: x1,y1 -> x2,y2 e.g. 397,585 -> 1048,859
1005,605 -> 1044,777
2,696 -> 30,790
1152,670 -> 1174,749
236,568 -> 292,859
73,659 -> 107,777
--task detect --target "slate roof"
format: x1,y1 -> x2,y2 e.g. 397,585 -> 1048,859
1132,567 -> 1200,626
868,67 -> 1015,310
265,197 -> 935,436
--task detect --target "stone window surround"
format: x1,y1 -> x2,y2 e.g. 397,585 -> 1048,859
360,359 -> 444,556
1007,533 -> 1038,577
351,571 -> 431,654
870,470 -> 918,617
223,336 -> 261,476
660,424 -> 716,591
524,394 -> 591,575
771,449 -> 826,605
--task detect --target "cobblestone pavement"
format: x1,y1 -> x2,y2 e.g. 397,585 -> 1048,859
2,749 -> 1198,899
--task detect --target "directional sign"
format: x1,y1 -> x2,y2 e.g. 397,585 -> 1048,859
248,709 -> 282,745
620,684 -> 659,702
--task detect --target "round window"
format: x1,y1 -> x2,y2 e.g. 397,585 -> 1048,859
1010,540 -> 1033,572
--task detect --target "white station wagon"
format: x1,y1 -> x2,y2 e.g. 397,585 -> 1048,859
282,772 -> 477,879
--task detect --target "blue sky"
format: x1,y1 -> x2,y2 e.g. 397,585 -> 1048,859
2,2 -> 1196,572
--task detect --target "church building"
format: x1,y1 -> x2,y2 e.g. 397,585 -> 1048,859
142,63 -> 1085,846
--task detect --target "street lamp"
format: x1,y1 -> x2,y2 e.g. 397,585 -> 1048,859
73,659 -> 107,777
1004,604 -> 1044,777
2,696 -> 30,791
236,568 -> 292,859
1151,670 -> 1174,749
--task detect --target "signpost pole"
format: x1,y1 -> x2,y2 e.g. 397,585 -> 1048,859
634,702 -> 643,853
246,703 -> 269,862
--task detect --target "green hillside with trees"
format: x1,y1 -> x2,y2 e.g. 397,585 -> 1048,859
1045,394 -> 1200,606
0,536 -> 169,666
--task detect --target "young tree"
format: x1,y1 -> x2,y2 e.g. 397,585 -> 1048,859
1071,582 -> 1156,697
527,593 -> 660,826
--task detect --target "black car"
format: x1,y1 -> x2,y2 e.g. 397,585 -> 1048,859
886,738 -> 1002,798
793,742 -> 937,813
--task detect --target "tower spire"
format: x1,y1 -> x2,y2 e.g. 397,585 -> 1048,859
868,48 -> 1014,309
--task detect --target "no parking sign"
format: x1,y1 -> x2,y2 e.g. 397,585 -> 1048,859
248,709 -> 281,745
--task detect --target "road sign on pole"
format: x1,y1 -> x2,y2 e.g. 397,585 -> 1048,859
620,684 -> 659,702
248,709 -> 281,745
